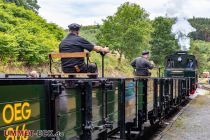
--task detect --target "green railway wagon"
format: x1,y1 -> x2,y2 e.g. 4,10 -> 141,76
52,78 -> 145,139
0,77 -> 145,140
0,79 -> 51,140
0,75 -> 195,140
53,79 -> 121,139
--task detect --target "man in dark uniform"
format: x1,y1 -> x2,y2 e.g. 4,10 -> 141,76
59,23 -> 109,74
131,51 -> 154,76
187,59 -> 194,68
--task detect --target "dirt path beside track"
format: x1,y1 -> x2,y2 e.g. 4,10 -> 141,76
156,88 -> 210,140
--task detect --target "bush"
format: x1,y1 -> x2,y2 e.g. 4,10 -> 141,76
0,2 -> 65,66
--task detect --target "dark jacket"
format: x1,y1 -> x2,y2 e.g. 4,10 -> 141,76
131,57 -> 154,76
59,33 -> 94,70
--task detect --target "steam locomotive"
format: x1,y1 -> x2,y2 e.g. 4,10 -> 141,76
0,51 -> 197,140
165,51 -> 198,94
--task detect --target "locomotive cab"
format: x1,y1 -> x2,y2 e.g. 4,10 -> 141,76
164,51 -> 198,95
164,51 -> 198,78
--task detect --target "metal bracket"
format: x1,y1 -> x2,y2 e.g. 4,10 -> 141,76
94,121 -> 113,131
51,81 -> 63,100
80,81 -> 92,140
104,121 -> 113,129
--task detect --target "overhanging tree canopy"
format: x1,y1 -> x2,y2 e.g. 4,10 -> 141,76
4,0 -> 40,12
96,2 -> 152,63
0,1 -> 65,65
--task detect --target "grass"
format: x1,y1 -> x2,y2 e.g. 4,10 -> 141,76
175,117 -> 183,128
0,52 -> 161,77
90,52 -> 134,77
198,78 -> 209,84
0,63 -> 49,74
0,52 -> 134,77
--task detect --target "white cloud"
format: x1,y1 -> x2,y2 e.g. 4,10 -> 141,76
37,0 -> 210,28
38,0 -> 122,27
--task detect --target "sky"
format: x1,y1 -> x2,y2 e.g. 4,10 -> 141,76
37,0 -> 210,28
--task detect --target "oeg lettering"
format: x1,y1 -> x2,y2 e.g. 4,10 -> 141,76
2,102 -> 31,140
2,102 -> 31,124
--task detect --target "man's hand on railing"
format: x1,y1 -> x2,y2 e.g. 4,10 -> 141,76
93,46 -> 109,54
101,46 -> 109,53
153,66 -> 164,69
98,46 -> 109,56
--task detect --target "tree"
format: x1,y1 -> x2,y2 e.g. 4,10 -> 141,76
0,2 -> 65,66
150,17 -> 179,66
96,2 -> 152,63
4,0 -> 40,12
189,17 -> 210,42
189,40 -> 210,74
0,33 -> 19,63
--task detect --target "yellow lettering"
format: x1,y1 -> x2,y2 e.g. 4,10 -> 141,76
3,104 -> 14,124
2,102 -> 31,126
22,102 -> 31,120
14,103 -> 22,121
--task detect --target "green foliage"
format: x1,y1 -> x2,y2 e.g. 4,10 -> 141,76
78,25 -> 133,77
80,25 -> 99,44
0,33 -> 19,62
4,0 -> 40,12
189,17 -> 210,42
150,17 -> 179,66
88,52 -> 133,77
0,2 -> 65,66
189,40 -> 210,74
96,2 -> 152,62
